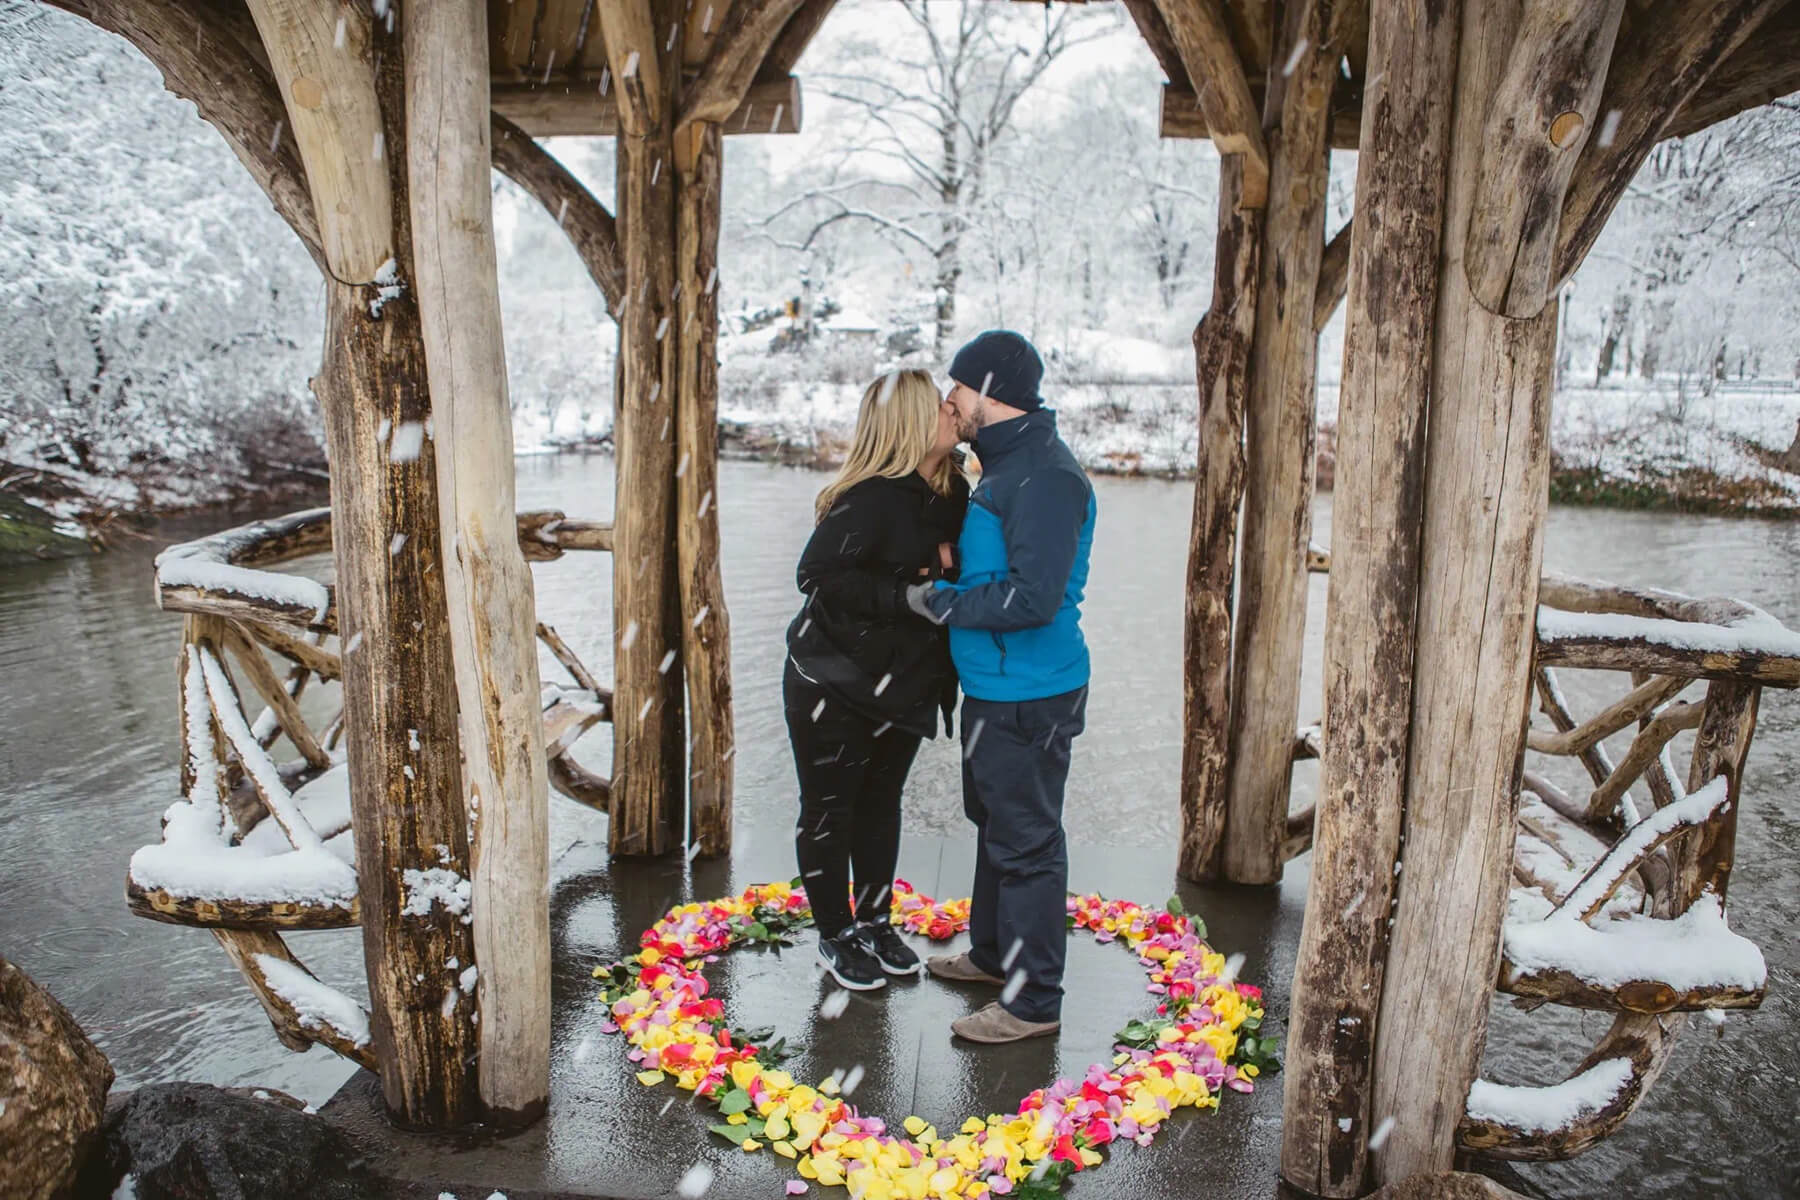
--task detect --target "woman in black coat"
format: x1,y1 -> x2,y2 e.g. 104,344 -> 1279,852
785,368 -> 968,991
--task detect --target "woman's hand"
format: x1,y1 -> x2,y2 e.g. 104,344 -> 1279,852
938,542 -> 954,572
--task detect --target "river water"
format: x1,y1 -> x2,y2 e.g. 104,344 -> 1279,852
1,454 -> 1794,1196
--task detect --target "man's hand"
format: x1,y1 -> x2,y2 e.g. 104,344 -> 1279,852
904,582 -> 945,624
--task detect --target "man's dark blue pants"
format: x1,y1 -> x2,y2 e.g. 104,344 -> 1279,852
959,686 -> 1087,1024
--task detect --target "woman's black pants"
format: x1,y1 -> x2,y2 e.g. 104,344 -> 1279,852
783,662 -> 923,939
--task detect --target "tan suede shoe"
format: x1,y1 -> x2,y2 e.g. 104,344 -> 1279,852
951,1002 -> 1060,1044
926,952 -> 1005,986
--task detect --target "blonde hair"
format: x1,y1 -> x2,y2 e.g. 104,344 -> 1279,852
815,370 -> 956,524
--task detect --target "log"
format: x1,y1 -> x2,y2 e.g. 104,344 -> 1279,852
215,932 -> 378,1070
1532,666 -> 1619,800
490,116 -> 625,308
1176,154 -> 1259,882
547,518 -> 617,552
1369,0 -> 1565,1179
680,0 -> 805,127
538,623 -> 606,694
1534,636 -> 1800,688
224,626 -> 331,770
405,0 -> 552,1127
158,583 -> 335,636
1313,219 -> 1351,332
548,752 -> 614,812
1663,7 -> 1800,140
1280,0 -> 1456,1188
244,0 -> 393,281
129,883 -> 358,931
676,119 -> 736,858
490,75 -> 802,137
1118,0 -> 1193,90
1552,0 -> 1786,286
1498,962 -> 1763,1014
1153,0 -> 1271,208
1525,673 -> 1688,757
1462,0 -> 1625,318
595,0 -> 664,136
1281,805 -> 1316,862
1217,0 -> 1352,884
1365,1172 -> 1531,1200
1457,1012 -> 1681,1160
270,0 -> 481,1120
605,0 -> 687,856
1160,83 -> 1362,148
1582,701 -> 1702,822
1632,670 -> 1681,811
236,619 -> 342,680
758,0 -> 837,79
1678,680 -> 1758,904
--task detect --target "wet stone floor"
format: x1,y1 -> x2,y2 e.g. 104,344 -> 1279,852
322,833 -> 1309,1199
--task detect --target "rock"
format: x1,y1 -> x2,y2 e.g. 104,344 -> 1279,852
82,1082 -> 385,1200
0,956 -> 114,1200
0,491 -> 91,567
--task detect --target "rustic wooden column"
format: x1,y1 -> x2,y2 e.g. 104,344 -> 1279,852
600,0 -> 687,856
1162,0 -> 1358,883
1279,0 -> 1461,1186
404,0 -> 551,1125
1177,156 -> 1258,881
244,0 -> 477,1127
1218,0 -> 1356,884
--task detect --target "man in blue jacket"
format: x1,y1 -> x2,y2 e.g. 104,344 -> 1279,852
905,330 -> 1095,1044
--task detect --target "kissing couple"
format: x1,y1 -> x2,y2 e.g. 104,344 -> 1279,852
782,330 -> 1097,1046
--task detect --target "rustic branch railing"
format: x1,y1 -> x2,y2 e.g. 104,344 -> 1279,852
1283,558 -> 1792,1162
130,508 -> 615,1067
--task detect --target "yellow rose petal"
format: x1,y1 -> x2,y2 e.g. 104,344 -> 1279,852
774,1140 -> 798,1159
634,1069 -> 665,1086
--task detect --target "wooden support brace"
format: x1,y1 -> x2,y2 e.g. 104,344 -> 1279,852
1525,672 -> 1689,757
680,0 -> 805,127
1153,0 -> 1270,208
491,116 -> 625,308
596,0 -> 664,135
1313,219 -> 1351,332
1583,701 -> 1703,822
224,625 -> 331,770
757,0 -> 837,79
1463,0 -> 1626,318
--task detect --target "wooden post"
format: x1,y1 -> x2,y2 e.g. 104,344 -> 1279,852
404,0 -> 551,1125
1177,155 -> 1258,881
676,4 -> 736,857
1279,0 -> 1460,1186
1368,0 -> 1575,1180
245,0 -> 478,1127
601,0 -> 687,856
1217,0 -> 1353,885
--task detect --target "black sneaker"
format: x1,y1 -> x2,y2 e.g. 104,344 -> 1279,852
817,929 -> 887,991
852,920 -> 924,977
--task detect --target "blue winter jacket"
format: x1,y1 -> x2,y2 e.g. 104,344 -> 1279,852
923,408 -> 1095,701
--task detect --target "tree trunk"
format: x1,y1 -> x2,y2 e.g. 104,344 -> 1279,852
1279,0 -> 1459,1185
241,0 -> 479,1130
1177,155 -> 1259,881
1369,0 -> 1562,1179
1217,0 -> 1345,885
403,0 -> 550,1126
603,0 -> 688,856
676,120 -> 735,856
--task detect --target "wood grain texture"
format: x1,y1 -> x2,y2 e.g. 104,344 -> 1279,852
680,0 -> 804,126
1279,0 -> 1460,1188
1177,155 -> 1259,882
405,0 -> 551,1126
1154,0 -> 1271,206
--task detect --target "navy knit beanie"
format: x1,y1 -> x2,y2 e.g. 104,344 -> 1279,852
948,330 -> 1044,411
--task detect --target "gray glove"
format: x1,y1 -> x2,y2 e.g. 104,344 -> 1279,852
904,582 -> 945,623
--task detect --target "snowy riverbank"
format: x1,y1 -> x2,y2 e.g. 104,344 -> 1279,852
517,375 -> 1800,516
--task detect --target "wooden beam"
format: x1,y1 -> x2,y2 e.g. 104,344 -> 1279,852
1553,0 -> 1787,285
1369,0 -> 1562,1179
1161,83 -> 1362,148
1663,8 -> 1800,139
405,0 -> 552,1127
223,625 -> 332,770
130,882 -> 358,931
491,115 -> 625,308
244,0 -> 393,281
680,0 -> 805,126
1678,680 -> 1759,903
1118,0 -> 1194,90
1177,155 -> 1260,882
1535,634 -> 1800,687
492,74 -> 801,135
1279,0 -> 1458,1187
676,120 -> 736,857
1313,219 -> 1351,332
758,0 -> 838,78
1525,672 -> 1689,757
1153,0 -> 1271,207
595,0 -> 663,135
1464,0 -> 1626,317
1218,0 -> 1357,884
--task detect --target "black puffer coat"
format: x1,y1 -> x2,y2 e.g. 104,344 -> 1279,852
785,469 -> 969,738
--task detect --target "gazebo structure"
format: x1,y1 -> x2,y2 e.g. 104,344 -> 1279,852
46,0 -> 1800,1193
